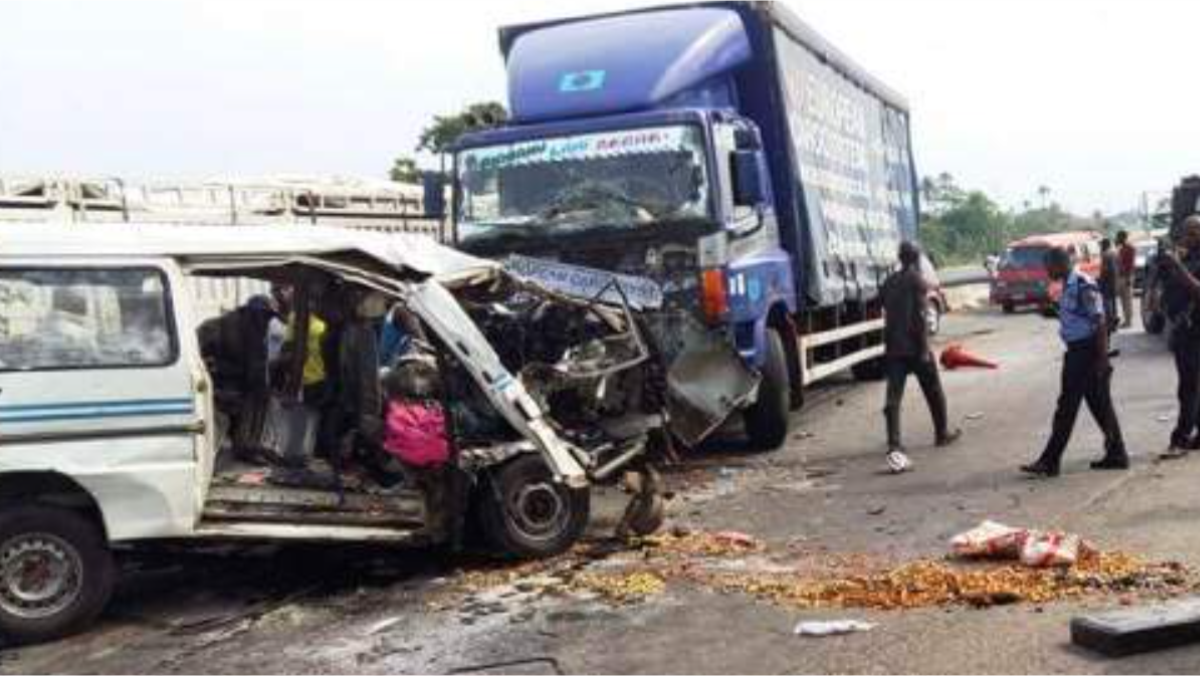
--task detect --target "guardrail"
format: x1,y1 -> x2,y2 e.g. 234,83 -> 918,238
940,266 -> 990,288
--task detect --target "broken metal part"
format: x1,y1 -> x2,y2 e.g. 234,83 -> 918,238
404,280 -> 590,488
663,332 -> 760,447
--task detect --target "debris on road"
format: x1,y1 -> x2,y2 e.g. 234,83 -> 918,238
571,571 -> 666,604
1020,531 -> 1082,568
706,550 -> 1189,611
793,619 -> 876,637
951,521 -> 1084,568
951,521 -> 1027,558
711,531 -> 761,551
965,412 -> 985,421
1072,596 -> 1200,657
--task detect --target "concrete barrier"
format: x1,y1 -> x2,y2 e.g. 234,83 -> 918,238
945,283 -> 991,313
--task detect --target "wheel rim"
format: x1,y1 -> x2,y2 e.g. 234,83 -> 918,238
0,533 -> 84,620
507,481 -> 569,543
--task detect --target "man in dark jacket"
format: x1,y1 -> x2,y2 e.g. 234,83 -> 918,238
881,242 -> 961,473
198,295 -> 278,463
1159,216 -> 1200,458
1099,238 -> 1120,333
316,288 -> 384,458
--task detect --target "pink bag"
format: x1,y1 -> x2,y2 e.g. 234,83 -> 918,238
383,401 -> 449,467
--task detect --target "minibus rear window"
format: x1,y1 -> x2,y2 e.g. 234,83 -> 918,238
0,267 -> 178,371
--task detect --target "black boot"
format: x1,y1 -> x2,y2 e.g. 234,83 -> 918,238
1020,459 -> 1060,478
1091,443 -> 1129,470
936,428 -> 962,448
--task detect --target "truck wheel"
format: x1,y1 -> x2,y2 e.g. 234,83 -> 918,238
744,327 -> 791,451
480,455 -> 590,559
0,506 -> 114,645
1001,301 -> 1015,314
1143,305 -> 1165,335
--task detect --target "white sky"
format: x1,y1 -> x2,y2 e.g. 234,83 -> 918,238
0,0 -> 1194,213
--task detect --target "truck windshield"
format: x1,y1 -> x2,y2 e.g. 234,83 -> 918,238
457,125 -> 712,242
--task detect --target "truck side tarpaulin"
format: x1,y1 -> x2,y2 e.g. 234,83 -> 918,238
773,26 -> 918,306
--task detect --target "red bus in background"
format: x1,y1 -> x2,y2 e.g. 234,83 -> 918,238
991,231 -> 1102,314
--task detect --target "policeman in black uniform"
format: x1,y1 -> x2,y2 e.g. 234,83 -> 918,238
1021,247 -> 1128,477
1160,215 -> 1200,458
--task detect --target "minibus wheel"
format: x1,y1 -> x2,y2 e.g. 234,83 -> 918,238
481,455 -> 590,558
0,506 -> 114,645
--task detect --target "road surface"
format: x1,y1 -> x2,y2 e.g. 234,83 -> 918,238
7,304 -> 1200,675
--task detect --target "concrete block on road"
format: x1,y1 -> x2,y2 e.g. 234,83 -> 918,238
1072,597 -> 1200,657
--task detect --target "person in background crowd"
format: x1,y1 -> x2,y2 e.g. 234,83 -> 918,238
1158,216 -> 1200,459
1116,230 -> 1136,330
1098,238 -> 1120,333
880,241 -> 962,474
379,304 -> 427,370
1021,247 -> 1128,477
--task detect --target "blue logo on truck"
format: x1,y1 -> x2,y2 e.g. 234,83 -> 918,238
558,70 -> 606,93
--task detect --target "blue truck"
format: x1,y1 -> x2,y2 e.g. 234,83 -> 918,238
452,2 -> 920,451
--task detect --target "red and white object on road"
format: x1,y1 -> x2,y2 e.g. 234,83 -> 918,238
950,520 -> 1026,558
1020,530 -> 1083,567
950,520 -> 1088,568
940,343 -> 999,370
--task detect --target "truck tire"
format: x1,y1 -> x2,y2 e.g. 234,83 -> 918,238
744,327 -> 791,451
480,455 -> 590,559
1001,301 -> 1015,314
0,506 -> 115,645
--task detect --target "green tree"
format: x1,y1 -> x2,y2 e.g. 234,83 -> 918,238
416,101 -> 508,155
921,190 -> 1011,265
388,156 -> 420,184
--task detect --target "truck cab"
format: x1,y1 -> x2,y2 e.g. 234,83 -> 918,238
454,2 -> 920,450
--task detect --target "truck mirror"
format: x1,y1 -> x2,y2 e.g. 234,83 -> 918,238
733,127 -> 761,151
422,171 -> 447,219
732,150 -> 766,207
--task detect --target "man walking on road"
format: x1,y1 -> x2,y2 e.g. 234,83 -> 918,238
881,241 -> 961,474
1159,216 -> 1200,459
1021,247 -> 1128,477
1116,231 -> 1136,329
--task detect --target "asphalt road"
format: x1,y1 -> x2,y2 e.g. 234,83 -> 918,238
8,303 -> 1200,675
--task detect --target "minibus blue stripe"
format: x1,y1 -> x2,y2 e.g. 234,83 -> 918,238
0,399 -> 195,424
0,398 -> 194,412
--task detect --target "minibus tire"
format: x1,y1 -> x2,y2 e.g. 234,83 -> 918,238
744,328 -> 791,451
0,506 -> 115,645
481,455 -> 590,559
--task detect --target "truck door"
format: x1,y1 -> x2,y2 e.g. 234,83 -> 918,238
0,262 -> 204,540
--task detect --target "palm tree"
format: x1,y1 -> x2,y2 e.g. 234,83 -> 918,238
1037,185 -> 1051,210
